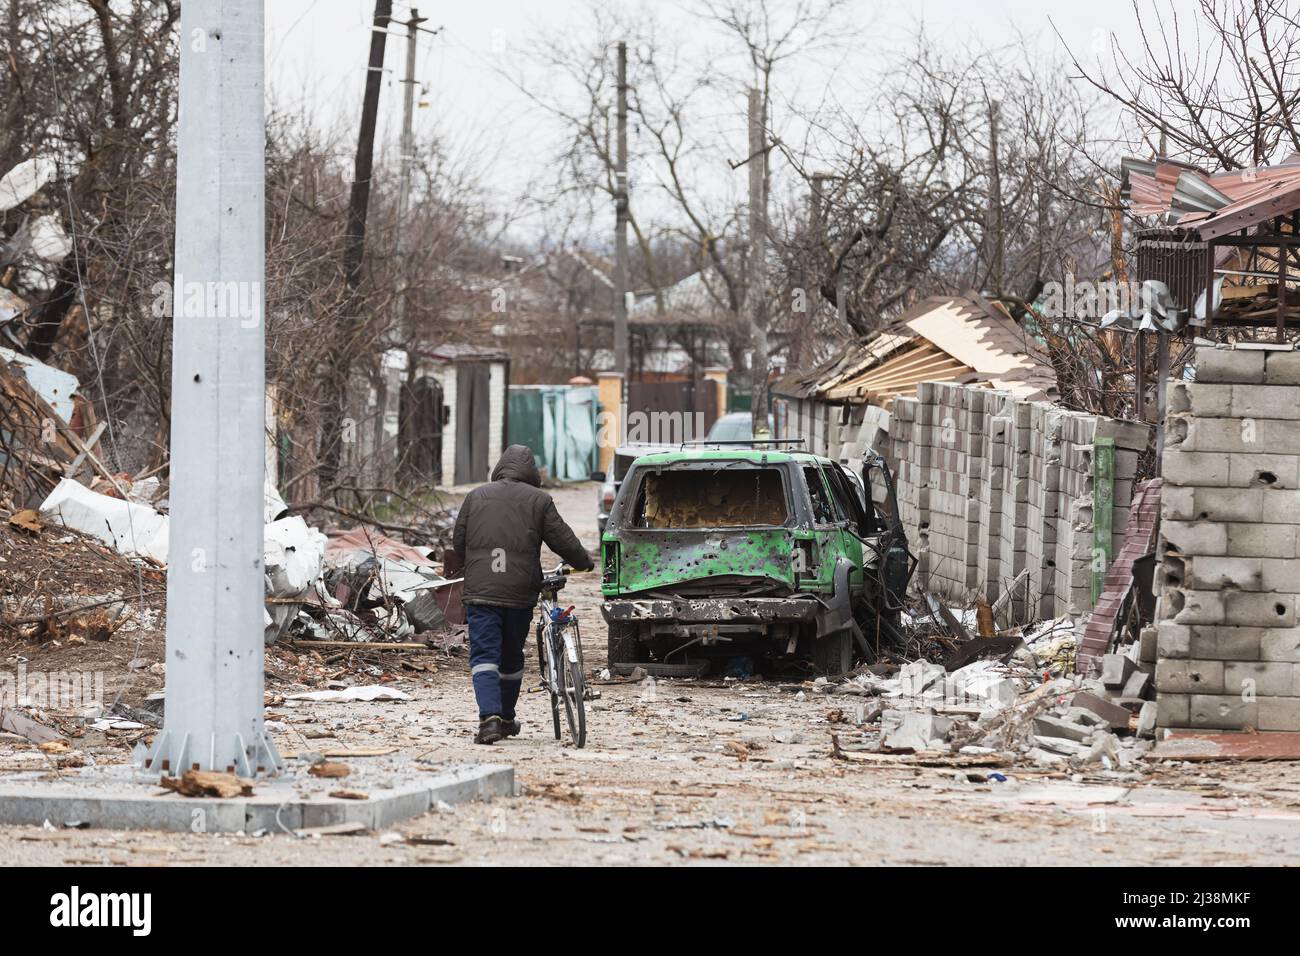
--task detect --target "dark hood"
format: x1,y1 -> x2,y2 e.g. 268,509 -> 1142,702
491,444 -> 541,486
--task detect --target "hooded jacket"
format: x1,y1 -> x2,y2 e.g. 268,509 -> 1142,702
452,444 -> 594,608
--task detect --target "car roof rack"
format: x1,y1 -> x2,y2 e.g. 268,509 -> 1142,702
679,438 -> 806,449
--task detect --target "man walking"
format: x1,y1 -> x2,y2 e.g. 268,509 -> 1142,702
452,445 -> 594,744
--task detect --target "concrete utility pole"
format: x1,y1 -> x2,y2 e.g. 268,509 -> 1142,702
147,0 -> 280,778
747,87 -> 771,437
393,8 -> 427,340
613,41 -> 630,381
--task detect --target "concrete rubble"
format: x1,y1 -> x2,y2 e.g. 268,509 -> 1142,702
815,612 -> 1157,771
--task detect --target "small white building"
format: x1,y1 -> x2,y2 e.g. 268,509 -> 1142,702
412,343 -> 510,486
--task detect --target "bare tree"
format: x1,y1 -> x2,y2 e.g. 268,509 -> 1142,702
1061,0 -> 1300,170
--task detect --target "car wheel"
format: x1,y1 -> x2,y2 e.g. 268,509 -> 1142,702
813,630 -> 853,676
606,621 -> 643,668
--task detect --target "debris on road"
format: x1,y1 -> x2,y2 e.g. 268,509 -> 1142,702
0,707 -> 63,745
9,461 -> 462,647
159,769 -> 254,799
286,685 -> 412,703
307,761 -> 351,779
794,602 -> 1164,771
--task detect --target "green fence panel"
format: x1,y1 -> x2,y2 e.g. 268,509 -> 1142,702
1092,436 -> 1116,606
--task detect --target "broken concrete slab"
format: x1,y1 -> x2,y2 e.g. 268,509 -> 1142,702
0,708 -> 63,744
948,660 -> 1021,708
896,660 -> 946,698
1031,714 -> 1092,743
1083,731 -> 1123,767
881,711 -> 953,751
1137,701 -> 1158,739
1030,735 -> 1087,756
1101,653 -> 1136,690
1071,691 -> 1133,731
1061,706 -> 1109,729
1025,746 -> 1067,766
1122,669 -> 1153,700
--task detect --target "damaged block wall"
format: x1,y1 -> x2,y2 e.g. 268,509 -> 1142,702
1156,345 -> 1300,732
886,382 -> 1149,622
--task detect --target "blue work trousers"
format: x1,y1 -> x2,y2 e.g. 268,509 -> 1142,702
467,604 -> 534,720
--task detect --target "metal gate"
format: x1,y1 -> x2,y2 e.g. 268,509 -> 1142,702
455,362 -> 491,484
625,378 -> 718,445
399,375 -> 443,483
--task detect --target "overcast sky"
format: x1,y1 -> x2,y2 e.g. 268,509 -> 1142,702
264,0 -> 1142,236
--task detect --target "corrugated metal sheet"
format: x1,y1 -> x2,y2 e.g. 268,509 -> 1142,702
1124,155 -> 1300,238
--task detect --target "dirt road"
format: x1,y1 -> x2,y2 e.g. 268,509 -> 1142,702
5,481 -> 1300,866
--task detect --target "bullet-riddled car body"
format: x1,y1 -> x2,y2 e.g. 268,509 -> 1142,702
599,448 -> 911,675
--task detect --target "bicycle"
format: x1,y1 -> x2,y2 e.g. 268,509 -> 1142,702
535,564 -> 587,748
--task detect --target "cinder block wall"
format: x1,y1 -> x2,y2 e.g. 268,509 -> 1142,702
885,382 -> 1149,621
1156,345 -> 1300,732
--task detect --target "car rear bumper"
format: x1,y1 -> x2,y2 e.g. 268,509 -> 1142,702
601,595 -> 819,624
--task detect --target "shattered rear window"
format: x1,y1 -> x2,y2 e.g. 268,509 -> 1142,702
634,466 -> 788,528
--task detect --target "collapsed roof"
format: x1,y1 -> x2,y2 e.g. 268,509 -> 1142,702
774,291 -> 1058,406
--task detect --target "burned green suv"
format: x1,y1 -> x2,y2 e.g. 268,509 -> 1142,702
599,444 -> 912,676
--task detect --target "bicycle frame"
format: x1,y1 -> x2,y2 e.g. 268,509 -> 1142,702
536,567 -> 587,747
538,592 -> 581,679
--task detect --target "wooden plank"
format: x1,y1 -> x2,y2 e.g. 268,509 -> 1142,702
55,418 -> 128,499
63,421 -> 107,479
277,747 -> 399,759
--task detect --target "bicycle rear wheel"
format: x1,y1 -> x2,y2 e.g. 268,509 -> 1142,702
537,623 -> 561,740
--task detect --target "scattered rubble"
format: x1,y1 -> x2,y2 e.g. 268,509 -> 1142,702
802,607 -> 1162,772
286,685 -> 412,703
4,347 -> 461,651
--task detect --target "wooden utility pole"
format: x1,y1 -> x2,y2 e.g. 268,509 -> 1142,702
796,171 -> 833,372
613,41 -> 630,378
748,88 -> 771,437
147,0 -> 279,778
322,0 -> 391,488
343,0 -> 393,293
986,99 -> 1004,296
